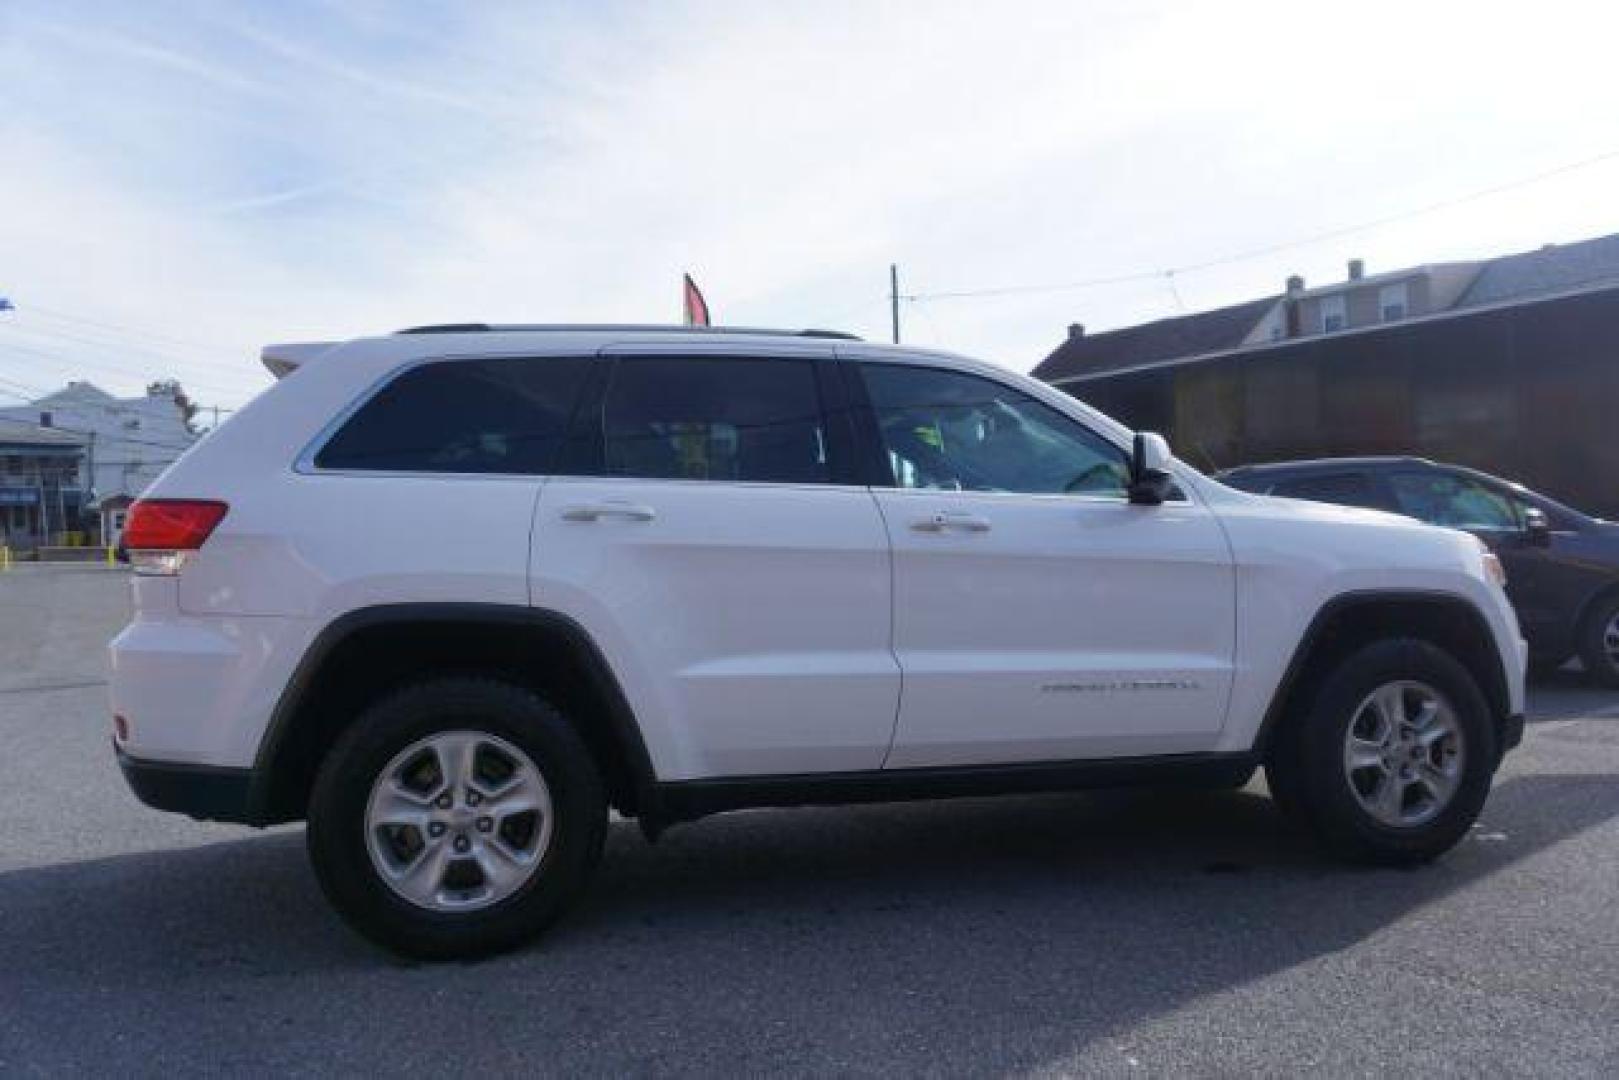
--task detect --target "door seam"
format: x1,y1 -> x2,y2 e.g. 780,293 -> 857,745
867,488 -> 906,769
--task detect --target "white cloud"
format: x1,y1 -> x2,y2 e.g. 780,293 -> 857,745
4,0 -> 1619,409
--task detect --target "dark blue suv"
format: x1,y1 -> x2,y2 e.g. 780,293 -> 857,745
1220,457 -> 1619,685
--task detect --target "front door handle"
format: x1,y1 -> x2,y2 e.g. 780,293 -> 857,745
561,501 -> 657,523
911,511 -> 992,533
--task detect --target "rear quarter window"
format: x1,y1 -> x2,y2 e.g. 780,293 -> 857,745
314,357 -> 589,474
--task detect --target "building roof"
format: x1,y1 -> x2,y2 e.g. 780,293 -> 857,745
1031,296 -> 1277,383
0,417 -> 85,448
1038,230 -> 1619,383
1456,233 -> 1619,309
32,381 -> 118,407
0,380 -> 194,500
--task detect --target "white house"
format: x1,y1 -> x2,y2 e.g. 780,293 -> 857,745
0,381 -> 197,542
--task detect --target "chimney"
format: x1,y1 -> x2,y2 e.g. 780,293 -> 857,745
1067,323 -> 1085,341
1284,275 -> 1304,337
1348,258 -> 1365,281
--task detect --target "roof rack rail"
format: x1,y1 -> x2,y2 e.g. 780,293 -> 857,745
394,323 -> 861,341
397,323 -> 491,334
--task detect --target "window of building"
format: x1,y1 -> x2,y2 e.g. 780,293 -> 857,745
1380,282 -> 1409,322
601,357 -> 829,484
315,357 -> 590,474
1319,294 -> 1347,334
1268,472 -> 1382,510
859,364 -> 1131,496
1388,471 -> 1521,530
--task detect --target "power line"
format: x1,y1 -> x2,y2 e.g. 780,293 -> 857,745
25,304 -> 238,353
1,321 -> 262,387
0,333 -> 260,402
904,145 -> 1619,303
3,418 -> 195,454
0,366 -> 233,428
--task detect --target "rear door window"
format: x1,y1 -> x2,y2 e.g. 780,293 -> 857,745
601,356 -> 830,484
315,357 -> 590,474
1269,472 -> 1382,510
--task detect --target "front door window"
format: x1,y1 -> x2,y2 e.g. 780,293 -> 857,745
1388,472 -> 1520,530
859,364 -> 1130,496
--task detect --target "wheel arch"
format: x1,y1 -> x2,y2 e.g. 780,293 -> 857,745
1574,579 -> 1619,642
249,603 -> 658,826
1254,590 -> 1511,756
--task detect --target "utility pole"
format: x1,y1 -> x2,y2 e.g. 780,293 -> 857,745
889,263 -> 901,344
86,431 -> 97,543
35,461 -> 47,545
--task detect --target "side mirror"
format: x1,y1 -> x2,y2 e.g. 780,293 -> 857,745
1523,506 -> 1552,547
1129,431 -> 1174,506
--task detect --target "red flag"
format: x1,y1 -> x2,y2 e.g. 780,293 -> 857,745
682,273 -> 711,326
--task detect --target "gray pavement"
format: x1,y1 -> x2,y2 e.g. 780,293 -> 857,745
1,567 -> 1616,1076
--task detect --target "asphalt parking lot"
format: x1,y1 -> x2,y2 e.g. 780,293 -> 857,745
2,567 -> 1617,1077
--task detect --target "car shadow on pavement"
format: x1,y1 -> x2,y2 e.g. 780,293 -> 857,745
1525,667 -> 1619,719
2,771 -> 1617,1073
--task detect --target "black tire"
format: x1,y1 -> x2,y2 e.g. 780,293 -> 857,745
1577,593 -> 1619,688
1266,639 -> 1497,866
306,678 -> 607,959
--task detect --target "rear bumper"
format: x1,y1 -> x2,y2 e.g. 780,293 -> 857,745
115,742 -> 261,825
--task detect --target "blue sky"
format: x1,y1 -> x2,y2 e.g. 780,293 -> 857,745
4,1 -> 1619,411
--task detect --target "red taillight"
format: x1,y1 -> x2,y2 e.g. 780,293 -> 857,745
123,499 -> 229,550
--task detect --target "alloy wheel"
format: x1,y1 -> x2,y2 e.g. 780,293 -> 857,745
1342,680 -> 1464,828
364,731 -> 554,912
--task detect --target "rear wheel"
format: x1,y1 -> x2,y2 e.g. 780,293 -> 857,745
306,678 -> 607,959
1577,594 -> 1619,688
1267,639 -> 1496,865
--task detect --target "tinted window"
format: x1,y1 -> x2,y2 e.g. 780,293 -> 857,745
1388,471 -> 1521,529
861,364 -> 1129,496
316,358 -> 589,473
1270,472 -> 1382,509
602,357 -> 829,484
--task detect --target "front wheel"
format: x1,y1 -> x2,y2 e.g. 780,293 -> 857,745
1577,593 -> 1619,688
1266,639 -> 1497,865
306,678 -> 607,959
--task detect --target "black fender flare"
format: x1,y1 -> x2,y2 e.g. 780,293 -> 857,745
1251,588 -> 1511,756
248,603 -> 660,825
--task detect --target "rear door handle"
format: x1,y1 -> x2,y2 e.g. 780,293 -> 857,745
911,511 -> 992,533
561,501 -> 657,522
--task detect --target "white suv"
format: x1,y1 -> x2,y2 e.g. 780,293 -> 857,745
110,325 -> 1526,957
